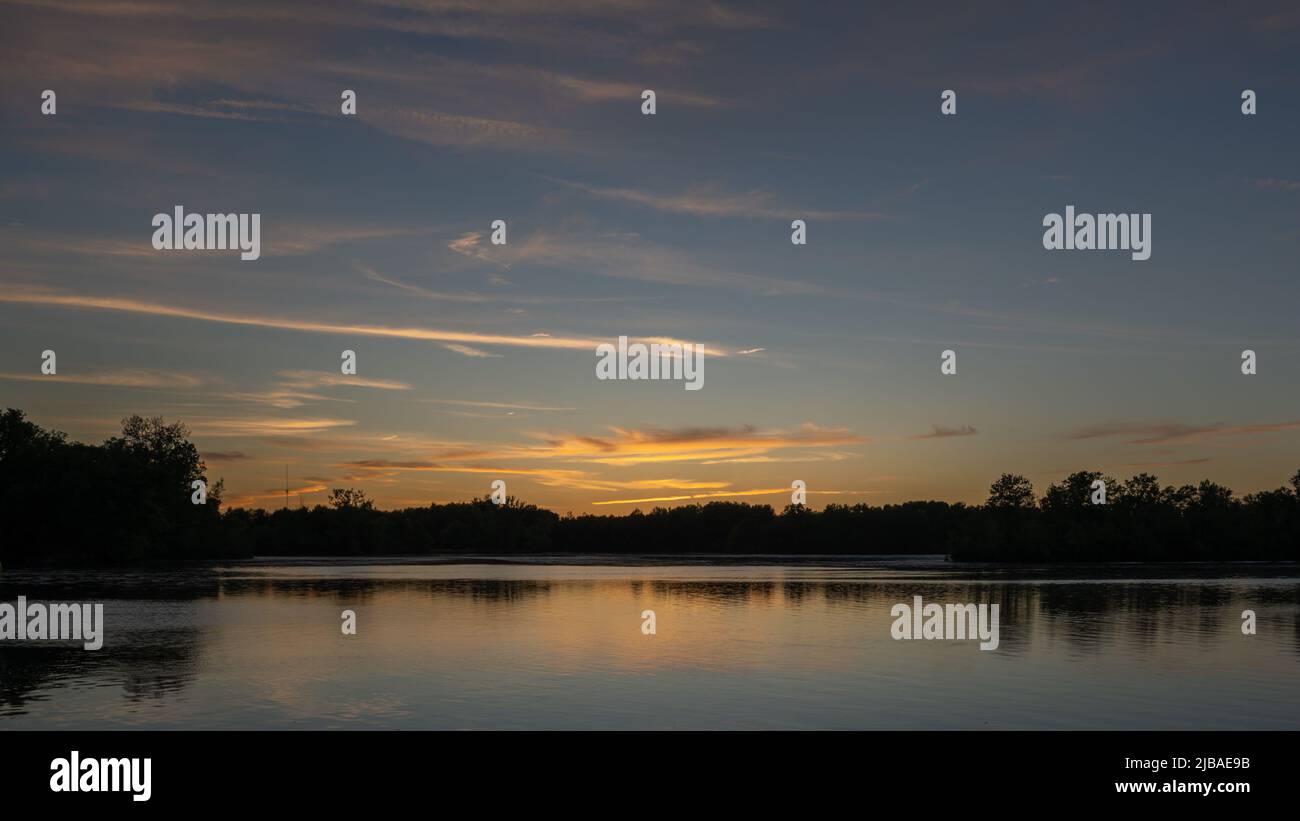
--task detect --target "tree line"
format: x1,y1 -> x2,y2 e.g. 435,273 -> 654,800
1,409 -> 1297,566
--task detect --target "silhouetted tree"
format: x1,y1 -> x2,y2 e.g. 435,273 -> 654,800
987,473 -> 1035,508
329,488 -> 374,510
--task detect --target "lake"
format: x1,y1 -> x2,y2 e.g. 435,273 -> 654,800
1,557 -> 1297,729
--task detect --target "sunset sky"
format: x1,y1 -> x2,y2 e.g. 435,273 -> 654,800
2,0 -> 1298,512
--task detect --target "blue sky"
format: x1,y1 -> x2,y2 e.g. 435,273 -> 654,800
1,0 -> 1298,510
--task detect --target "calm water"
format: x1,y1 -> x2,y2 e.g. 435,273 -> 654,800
1,557 -> 1298,729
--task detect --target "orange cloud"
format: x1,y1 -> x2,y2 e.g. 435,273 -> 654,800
276,371 -> 411,391
190,417 -> 358,436
327,424 -> 867,496
0,369 -> 203,388
0,290 -> 718,355
592,487 -> 870,506
223,483 -> 329,508
521,424 -> 866,466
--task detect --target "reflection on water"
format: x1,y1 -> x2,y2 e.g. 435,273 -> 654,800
1,557 -> 1297,729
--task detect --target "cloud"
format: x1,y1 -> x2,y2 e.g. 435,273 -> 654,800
548,178 -> 885,220
244,431 -> 469,455
267,223 -> 438,256
105,99 -> 298,122
697,451 -> 856,465
223,483 -> 330,508
11,223 -> 436,261
505,229 -> 857,298
1061,420 -> 1300,446
277,370 -> 411,391
359,265 -> 634,305
445,232 -> 513,275
421,399 -> 575,412
592,487 -> 870,506
1251,178 -> 1300,192
442,343 -> 501,358
446,423 -> 867,467
1251,10 -> 1300,31
962,45 -> 1166,97
338,460 -> 596,487
220,390 -> 337,410
202,451 -> 248,462
0,289 -> 721,355
551,75 -> 721,108
339,463 -> 742,495
189,417 -> 358,436
9,0 -> 776,36
361,106 -> 570,151
360,266 -> 493,303
1115,457 -> 1213,469
219,370 -> 409,410
448,231 -> 487,259
328,423 -> 866,496
0,369 -> 203,388
911,424 -> 978,440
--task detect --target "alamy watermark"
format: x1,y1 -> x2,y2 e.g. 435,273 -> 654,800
596,335 -> 704,391
50,752 -> 150,802
151,206 -> 261,260
891,595 -> 999,651
0,596 -> 104,650
1042,206 -> 1151,260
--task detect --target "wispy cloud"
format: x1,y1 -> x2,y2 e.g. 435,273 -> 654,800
189,417 -> 359,437
359,265 -> 633,305
202,451 -> 248,462
0,369 -> 203,388
360,266 -> 509,304
0,290 -> 722,355
447,231 -> 490,262
277,371 -> 411,391
442,343 -> 501,358
911,424 -> 978,440
537,424 -> 864,466
491,423 -> 867,467
592,487 -> 870,506
961,44 -> 1167,99
505,228 -> 858,298
1062,420 -> 1300,446
1251,177 -> 1300,192
11,223 -> 435,260
268,223 -> 438,255
548,178 -> 885,220
1115,457 -> 1213,469
223,483 -> 330,508
698,451 -> 857,465
421,398 -> 575,412
220,370 -> 409,410
361,106 -> 570,151
445,232 -> 513,276
551,75 -> 721,108
220,390 -> 337,410
106,99 -> 301,122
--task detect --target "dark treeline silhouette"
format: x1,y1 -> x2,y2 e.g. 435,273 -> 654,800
0,408 -> 228,564
949,471 -> 1300,562
224,495 -> 961,557
2,410 -> 1297,565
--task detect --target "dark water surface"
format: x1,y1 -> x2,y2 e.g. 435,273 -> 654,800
1,557 -> 1297,729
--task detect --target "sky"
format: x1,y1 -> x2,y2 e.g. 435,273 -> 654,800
1,0 -> 1298,512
